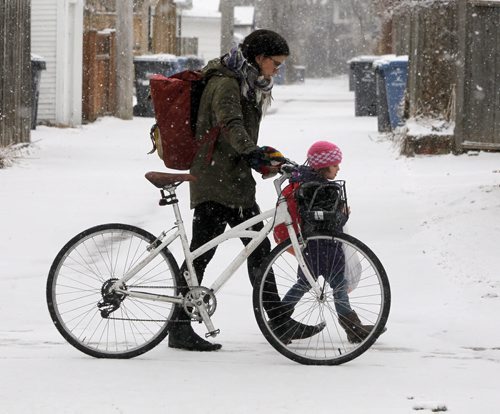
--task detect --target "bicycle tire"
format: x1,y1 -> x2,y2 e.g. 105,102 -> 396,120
253,232 -> 390,365
47,223 -> 181,358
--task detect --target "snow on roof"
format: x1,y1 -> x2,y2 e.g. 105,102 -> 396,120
184,0 -> 220,18
183,8 -> 220,18
234,6 -> 254,26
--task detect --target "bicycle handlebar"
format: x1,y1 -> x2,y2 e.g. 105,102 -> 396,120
278,159 -> 300,175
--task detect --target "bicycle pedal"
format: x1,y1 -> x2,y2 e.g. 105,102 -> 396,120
205,329 -> 220,338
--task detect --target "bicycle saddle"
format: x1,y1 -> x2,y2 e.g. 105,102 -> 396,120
145,171 -> 197,188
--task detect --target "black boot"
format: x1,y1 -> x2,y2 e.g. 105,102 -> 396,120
269,317 -> 326,344
168,322 -> 222,351
338,311 -> 375,344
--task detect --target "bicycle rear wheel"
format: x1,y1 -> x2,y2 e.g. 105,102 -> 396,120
47,223 -> 181,358
253,232 -> 390,365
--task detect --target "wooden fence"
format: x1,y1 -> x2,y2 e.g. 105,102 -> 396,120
455,0 -> 500,150
401,1 -> 459,120
392,0 -> 500,153
82,30 -> 117,122
0,0 -> 31,147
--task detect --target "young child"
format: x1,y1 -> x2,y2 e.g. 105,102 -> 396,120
274,141 -> 374,344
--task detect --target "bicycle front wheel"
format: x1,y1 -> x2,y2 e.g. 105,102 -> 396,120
47,223 -> 181,358
253,232 -> 390,365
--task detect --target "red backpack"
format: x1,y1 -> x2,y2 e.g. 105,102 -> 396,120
149,71 -> 220,170
273,182 -> 301,244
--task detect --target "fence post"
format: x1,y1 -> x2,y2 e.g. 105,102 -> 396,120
0,0 -> 31,147
454,0 -> 468,152
83,30 -> 97,122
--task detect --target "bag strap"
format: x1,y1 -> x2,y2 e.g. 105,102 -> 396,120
199,123 -> 224,165
148,123 -> 158,155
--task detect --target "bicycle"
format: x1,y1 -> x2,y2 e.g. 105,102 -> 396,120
46,162 -> 390,365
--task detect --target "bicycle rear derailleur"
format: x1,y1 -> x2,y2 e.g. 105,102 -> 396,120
97,278 -> 126,318
183,286 -> 217,322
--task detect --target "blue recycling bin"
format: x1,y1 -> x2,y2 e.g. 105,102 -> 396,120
185,56 -> 204,71
133,54 -> 179,117
374,60 -> 391,133
380,57 -> 408,130
292,65 -> 306,83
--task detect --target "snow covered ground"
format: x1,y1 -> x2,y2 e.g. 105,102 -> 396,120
1,77 -> 499,413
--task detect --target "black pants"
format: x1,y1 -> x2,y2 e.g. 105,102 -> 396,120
179,201 -> 282,320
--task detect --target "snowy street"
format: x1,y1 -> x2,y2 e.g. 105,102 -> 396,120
1,77 -> 499,413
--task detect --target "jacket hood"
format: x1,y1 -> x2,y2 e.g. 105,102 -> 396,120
202,57 -> 238,80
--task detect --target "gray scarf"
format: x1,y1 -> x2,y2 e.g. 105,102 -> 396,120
222,46 -> 273,112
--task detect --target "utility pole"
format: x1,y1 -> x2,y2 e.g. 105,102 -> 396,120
220,0 -> 235,55
115,0 -> 134,120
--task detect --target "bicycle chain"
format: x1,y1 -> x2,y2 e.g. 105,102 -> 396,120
127,285 -> 177,289
102,285 -> 188,323
104,316 -> 171,322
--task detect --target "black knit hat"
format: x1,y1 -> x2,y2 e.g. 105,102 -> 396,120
240,29 -> 290,65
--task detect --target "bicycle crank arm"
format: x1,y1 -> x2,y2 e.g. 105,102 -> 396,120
196,303 -> 218,337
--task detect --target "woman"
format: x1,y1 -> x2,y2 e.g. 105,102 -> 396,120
168,30 -> 323,351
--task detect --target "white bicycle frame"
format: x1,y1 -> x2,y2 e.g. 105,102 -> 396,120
111,170 -> 322,336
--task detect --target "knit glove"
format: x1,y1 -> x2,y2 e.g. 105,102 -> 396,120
244,146 -> 286,179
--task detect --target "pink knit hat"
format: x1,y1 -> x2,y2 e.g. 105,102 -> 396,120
307,141 -> 343,169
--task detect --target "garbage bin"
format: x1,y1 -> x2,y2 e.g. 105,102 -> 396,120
292,65 -> 306,83
374,59 -> 391,133
133,54 -> 179,117
350,56 -> 379,117
185,56 -> 204,71
175,56 -> 188,72
383,56 -> 408,130
31,54 -> 46,130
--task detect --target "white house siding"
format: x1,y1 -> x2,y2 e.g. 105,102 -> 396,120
56,0 -> 83,126
181,13 -> 221,61
31,0 -> 83,127
31,0 -> 58,124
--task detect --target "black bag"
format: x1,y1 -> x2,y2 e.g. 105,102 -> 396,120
295,180 -> 349,234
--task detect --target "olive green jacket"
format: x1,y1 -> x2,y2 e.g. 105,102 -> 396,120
189,58 -> 263,209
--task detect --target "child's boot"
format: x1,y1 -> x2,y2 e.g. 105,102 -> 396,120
338,310 -> 374,344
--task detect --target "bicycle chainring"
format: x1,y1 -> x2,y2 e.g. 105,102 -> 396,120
183,287 -> 217,322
